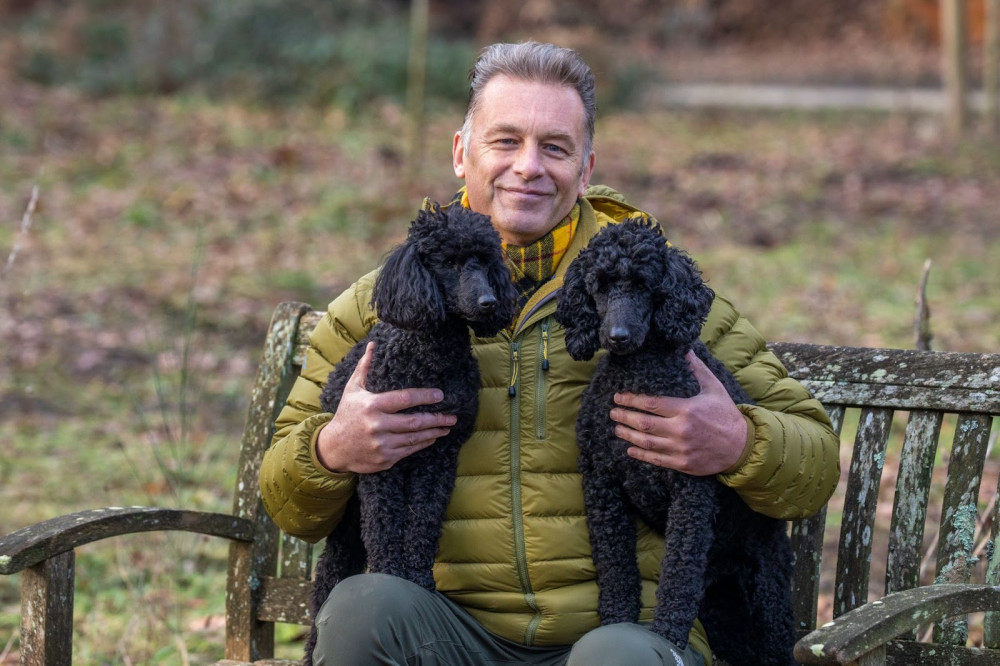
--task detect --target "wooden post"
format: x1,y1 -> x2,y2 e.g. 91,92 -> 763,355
405,0 -> 429,189
941,0 -> 969,137
986,0 -> 1000,135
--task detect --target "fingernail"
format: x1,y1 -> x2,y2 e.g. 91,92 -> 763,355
433,390 -> 444,401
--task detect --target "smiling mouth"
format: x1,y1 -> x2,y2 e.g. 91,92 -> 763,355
502,185 -> 550,196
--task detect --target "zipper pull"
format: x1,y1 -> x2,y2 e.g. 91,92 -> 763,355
509,343 -> 519,397
541,322 -> 550,372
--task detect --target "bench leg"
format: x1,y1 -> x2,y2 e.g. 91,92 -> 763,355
20,550 -> 75,666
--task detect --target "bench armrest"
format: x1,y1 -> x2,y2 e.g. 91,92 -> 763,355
794,584 -> 1000,664
0,506 -> 255,574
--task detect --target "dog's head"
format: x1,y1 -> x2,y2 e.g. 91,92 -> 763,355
556,219 -> 715,360
371,204 -> 518,336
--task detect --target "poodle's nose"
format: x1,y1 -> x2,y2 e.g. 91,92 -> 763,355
609,327 -> 631,345
478,294 -> 497,310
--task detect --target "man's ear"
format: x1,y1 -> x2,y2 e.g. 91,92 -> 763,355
452,131 -> 466,179
577,151 -> 596,196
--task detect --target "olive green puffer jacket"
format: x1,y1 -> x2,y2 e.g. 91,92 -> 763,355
259,192 -> 840,662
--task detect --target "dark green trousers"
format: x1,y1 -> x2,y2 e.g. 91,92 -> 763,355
311,574 -> 706,665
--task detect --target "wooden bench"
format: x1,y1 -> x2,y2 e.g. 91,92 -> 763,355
2,300 -> 999,665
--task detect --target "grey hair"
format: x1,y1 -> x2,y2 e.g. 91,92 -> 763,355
460,41 -> 596,160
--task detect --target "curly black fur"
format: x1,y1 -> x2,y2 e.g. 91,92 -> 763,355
302,204 -> 518,665
555,219 -> 795,666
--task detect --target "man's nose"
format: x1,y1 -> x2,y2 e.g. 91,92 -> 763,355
513,144 -> 543,179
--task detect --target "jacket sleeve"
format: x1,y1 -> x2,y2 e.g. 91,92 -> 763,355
258,273 -> 378,542
702,295 -> 841,520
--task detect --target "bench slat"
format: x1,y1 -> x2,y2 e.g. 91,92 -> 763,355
258,577 -> 313,625
885,410 -> 942,641
835,407 -> 894,617
791,404 -> 846,633
986,467 -> 1000,649
279,536 -> 314,580
935,413 -> 994,645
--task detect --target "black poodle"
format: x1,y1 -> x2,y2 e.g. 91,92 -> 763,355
555,219 -> 795,666
303,203 -> 518,665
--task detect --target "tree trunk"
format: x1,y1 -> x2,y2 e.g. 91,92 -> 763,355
941,0 -> 968,137
986,0 -> 1000,135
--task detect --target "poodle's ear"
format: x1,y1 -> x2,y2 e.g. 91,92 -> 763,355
653,247 -> 716,344
473,255 -> 519,337
556,256 -> 601,361
371,240 -> 445,329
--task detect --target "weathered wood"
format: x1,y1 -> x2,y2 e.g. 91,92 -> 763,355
20,551 -> 74,666
885,410 -> 941,640
935,413 -> 993,644
794,584 -> 1000,664
226,301 -> 313,663
835,408 -> 894,617
887,411 -> 942,595
279,535 -> 313,580
792,407 -> 845,633
258,576 -> 313,624
886,639 -> 1000,665
986,463 -> 1000,649
0,507 -> 253,575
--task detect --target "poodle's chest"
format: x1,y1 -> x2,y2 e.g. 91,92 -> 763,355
366,324 -> 480,413
589,351 -> 700,399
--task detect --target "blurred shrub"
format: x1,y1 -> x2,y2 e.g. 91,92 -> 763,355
10,0 -> 475,110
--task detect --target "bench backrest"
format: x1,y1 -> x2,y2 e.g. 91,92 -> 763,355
225,302 -> 1000,661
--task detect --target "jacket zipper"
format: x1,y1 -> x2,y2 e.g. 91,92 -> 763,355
508,339 -> 541,643
535,320 -> 549,439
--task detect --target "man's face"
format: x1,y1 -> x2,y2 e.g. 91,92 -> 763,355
453,75 -> 596,246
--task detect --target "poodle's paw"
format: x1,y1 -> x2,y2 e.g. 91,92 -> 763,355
650,619 -> 690,651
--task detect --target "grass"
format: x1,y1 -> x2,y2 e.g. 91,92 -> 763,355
1,72 -> 1000,662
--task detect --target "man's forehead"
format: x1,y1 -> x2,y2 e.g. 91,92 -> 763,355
473,76 -> 586,131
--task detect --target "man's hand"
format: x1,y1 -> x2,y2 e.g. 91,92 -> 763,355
610,350 -> 749,476
316,342 -> 457,474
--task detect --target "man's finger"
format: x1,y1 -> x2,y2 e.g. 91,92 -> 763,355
347,341 -> 376,391
686,350 -> 719,393
372,387 -> 448,416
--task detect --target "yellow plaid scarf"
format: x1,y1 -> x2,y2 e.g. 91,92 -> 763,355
454,188 -> 579,308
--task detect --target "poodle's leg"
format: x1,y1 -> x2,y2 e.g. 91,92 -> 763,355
401,444 -> 461,590
651,477 -> 716,649
303,497 -> 364,666
696,574 -> 754,666
580,456 -> 642,626
743,526 -> 797,666
359,470 -> 408,578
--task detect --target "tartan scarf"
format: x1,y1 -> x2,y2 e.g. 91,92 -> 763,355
453,188 -> 580,309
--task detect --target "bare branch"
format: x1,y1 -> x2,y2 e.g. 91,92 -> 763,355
914,258 -> 933,351
1,185 -> 40,281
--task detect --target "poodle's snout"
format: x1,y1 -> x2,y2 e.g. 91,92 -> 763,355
478,294 -> 498,311
609,327 -> 631,345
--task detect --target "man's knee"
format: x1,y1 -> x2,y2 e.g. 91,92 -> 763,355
567,623 -> 701,666
316,572 -> 420,630
313,573 -> 430,665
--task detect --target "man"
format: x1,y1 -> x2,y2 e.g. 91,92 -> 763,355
260,41 -> 840,665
